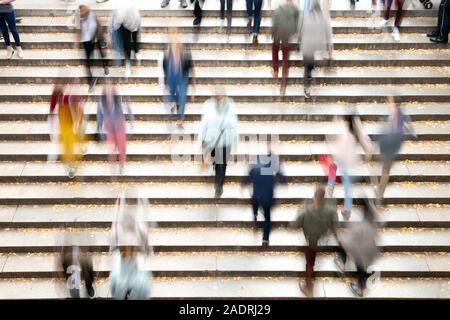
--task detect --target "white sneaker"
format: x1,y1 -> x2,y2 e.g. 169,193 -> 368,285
125,61 -> 131,78
392,27 -> 401,41
16,46 -> 24,59
6,46 -> 14,59
379,19 -> 388,29
135,52 -> 142,67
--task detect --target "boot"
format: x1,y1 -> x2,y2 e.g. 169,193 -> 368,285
16,46 -> 24,59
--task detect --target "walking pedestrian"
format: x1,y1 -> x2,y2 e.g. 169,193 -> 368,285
242,153 -> 287,248
77,4 -> 109,93
291,184 -> 338,297
334,198 -> 379,297
246,0 -> 264,44
200,89 -> 238,198
97,82 -> 134,175
163,33 -> 194,127
300,1 -> 332,98
376,96 -> 416,199
427,0 -> 449,43
110,192 -> 151,300
0,0 -> 23,58
60,243 -> 96,299
272,0 -> 299,95
111,3 -> 141,77
379,0 -> 405,41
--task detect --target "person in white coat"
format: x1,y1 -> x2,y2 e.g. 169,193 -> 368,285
200,89 -> 238,198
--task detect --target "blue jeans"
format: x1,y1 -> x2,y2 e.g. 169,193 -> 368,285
341,168 -> 353,212
246,0 -> 263,34
166,74 -> 188,121
0,10 -> 21,47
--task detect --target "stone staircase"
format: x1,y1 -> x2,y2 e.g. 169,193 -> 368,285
0,0 -> 448,299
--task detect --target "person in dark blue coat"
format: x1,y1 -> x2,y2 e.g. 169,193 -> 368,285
242,153 -> 287,248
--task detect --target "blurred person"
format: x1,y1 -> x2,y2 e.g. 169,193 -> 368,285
220,0 -> 233,35
0,0 -> 23,58
242,153 -> 287,248
97,82 -> 135,175
110,191 -> 151,300
246,0 -> 264,44
334,198 -> 379,297
272,0 -> 299,95
349,0 -> 359,10
290,184 -> 338,297
300,1 -> 332,98
111,3 -> 141,77
200,89 -> 238,198
327,115 -> 373,220
427,0 -> 449,43
379,0 -> 405,41
163,33 -> 194,127
49,80 -> 85,178
108,8 -> 123,68
161,0 -> 188,8
60,243 -> 96,299
376,96 -> 416,199
77,4 -> 109,93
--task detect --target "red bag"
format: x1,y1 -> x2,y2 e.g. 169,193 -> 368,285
318,154 -> 339,184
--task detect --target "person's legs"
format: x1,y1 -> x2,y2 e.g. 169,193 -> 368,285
303,54 -> 314,97
82,41 -> 94,86
304,245 -> 317,291
272,38 -> 280,76
253,0 -> 263,35
96,39 -> 109,73
438,0 -> 450,40
227,0 -> 233,33
341,167 -> 353,213
220,0 -> 226,19
80,256 -> 95,297
4,11 -> 20,46
106,130 -> 118,163
131,30 -> 139,55
0,13 -> 11,46
280,38 -> 290,89
356,263 -> 369,292
176,76 -> 188,121
262,204 -> 271,243
246,0 -> 253,19
193,0 -> 203,25
384,0 -> 394,20
393,0 -> 404,28
116,129 -> 127,166
378,160 -> 392,198
120,26 -> 132,63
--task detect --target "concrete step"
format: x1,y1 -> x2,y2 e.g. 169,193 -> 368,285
2,66 -> 449,85
1,120 -> 448,141
3,33 -> 448,50
0,276 -> 448,299
0,181 -> 447,205
3,49 -> 448,67
0,252 -> 448,278
0,84 -> 449,103
0,140 -> 447,161
0,161 -> 448,184
0,204 -> 448,228
16,16 -> 439,34
1,102 -> 448,122
0,227 -> 448,252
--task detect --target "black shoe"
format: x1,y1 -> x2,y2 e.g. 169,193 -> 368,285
426,30 -> 439,38
87,286 -> 96,299
193,17 -> 201,26
430,36 -> 448,44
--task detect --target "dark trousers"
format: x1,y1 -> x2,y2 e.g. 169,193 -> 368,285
0,10 -> 20,47
437,0 -> 450,40
62,254 -> 95,299
252,197 -> 271,242
211,146 -> 230,192
304,245 -> 318,290
303,54 -> 314,88
337,245 -> 369,290
246,0 -> 263,34
120,25 -> 139,62
82,40 -> 108,86
220,0 -> 233,33
272,37 -> 290,87
194,0 -> 203,23
385,0 -> 404,28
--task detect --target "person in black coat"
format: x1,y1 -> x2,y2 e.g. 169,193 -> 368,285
427,0 -> 449,43
242,153 -> 287,248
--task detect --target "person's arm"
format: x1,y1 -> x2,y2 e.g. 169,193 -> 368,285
49,90 -> 59,115
276,168 -> 288,184
242,168 -> 254,186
